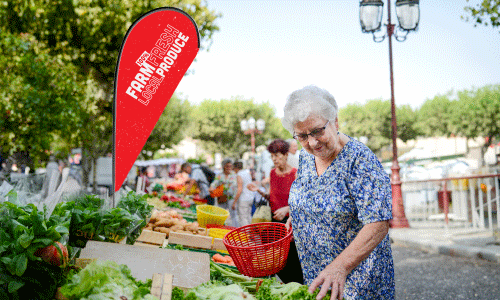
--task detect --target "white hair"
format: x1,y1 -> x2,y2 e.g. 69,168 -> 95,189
281,85 -> 338,134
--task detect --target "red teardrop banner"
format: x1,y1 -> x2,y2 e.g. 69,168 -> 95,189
113,8 -> 200,192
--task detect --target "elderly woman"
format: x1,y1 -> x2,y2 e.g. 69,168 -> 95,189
283,85 -> 394,299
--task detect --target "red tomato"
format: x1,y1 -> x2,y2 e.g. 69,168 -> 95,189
34,241 -> 69,267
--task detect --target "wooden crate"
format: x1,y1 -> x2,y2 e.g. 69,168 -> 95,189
168,231 -> 213,249
151,273 -> 174,300
134,229 -> 166,247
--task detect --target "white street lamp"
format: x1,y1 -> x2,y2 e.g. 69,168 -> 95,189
240,117 -> 265,169
247,117 -> 256,130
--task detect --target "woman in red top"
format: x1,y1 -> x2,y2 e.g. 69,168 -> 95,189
250,139 -> 297,221
268,142 -> 297,222
249,139 -> 302,284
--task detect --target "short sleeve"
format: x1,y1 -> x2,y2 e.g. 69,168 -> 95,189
347,149 -> 393,225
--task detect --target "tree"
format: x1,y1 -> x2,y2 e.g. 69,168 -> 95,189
142,95 -> 193,157
0,32 -> 86,170
415,93 -> 454,137
338,102 -> 366,138
456,85 -> 500,140
0,0 -> 221,89
0,0 -> 221,185
396,104 -> 420,143
339,99 -> 418,155
339,99 -> 391,154
189,97 -> 289,158
463,0 -> 500,32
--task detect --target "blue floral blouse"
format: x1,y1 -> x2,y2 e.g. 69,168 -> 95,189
288,138 -> 395,299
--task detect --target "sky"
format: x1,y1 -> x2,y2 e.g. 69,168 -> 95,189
174,0 -> 500,119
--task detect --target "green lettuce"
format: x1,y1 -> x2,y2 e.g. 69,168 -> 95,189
60,260 -> 157,300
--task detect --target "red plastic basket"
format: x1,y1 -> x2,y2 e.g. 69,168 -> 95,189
222,222 -> 293,277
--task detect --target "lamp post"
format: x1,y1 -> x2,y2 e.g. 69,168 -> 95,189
240,117 -> 265,169
360,0 -> 419,228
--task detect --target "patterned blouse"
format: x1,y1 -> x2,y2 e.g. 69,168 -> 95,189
288,138 -> 395,299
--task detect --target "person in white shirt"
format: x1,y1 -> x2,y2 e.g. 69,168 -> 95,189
231,161 -> 254,226
286,138 -> 300,169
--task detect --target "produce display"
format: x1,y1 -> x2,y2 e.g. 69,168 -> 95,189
170,258 -> 332,300
211,253 -> 235,267
145,209 -> 206,238
146,194 -> 191,210
51,192 -> 152,246
0,191 -> 152,299
59,260 -> 157,300
1,189 -> 331,300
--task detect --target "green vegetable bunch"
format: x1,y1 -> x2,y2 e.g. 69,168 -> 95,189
51,192 -> 151,247
0,201 -> 69,299
60,260 -> 157,300
116,192 -> 154,244
99,207 -> 142,243
173,281 -> 255,300
152,183 -> 164,193
255,278 -> 331,300
117,192 -> 154,220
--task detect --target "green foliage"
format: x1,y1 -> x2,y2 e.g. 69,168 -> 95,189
52,192 -> 150,247
189,280 -> 255,299
396,104 -> 420,143
0,0 -> 221,183
453,85 -> 500,146
339,99 -> 392,154
0,0 -> 221,88
0,31 -> 86,165
415,93 -> 454,137
144,95 -> 194,154
117,191 -> 154,220
0,201 -> 70,299
60,260 -> 156,300
189,97 -> 290,158
187,157 -> 207,164
254,278 -> 331,300
463,0 -> 500,32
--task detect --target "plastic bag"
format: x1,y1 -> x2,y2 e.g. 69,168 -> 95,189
251,204 -> 272,223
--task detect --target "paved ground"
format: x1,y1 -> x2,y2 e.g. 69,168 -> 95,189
390,223 -> 500,264
392,244 -> 500,300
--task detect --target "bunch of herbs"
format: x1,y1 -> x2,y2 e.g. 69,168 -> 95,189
0,200 -> 70,299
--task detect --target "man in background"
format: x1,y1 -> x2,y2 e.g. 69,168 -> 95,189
182,163 -> 215,205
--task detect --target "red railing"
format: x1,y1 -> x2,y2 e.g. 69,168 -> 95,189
402,173 -> 500,230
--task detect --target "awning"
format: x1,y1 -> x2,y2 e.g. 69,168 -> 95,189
134,158 -> 185,167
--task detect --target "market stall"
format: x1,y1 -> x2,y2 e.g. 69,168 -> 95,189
0,188 -> 327,300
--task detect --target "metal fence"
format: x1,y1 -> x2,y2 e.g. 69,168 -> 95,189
402,174 -> 500,234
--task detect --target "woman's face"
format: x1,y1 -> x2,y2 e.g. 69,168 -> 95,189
293,114 -> 339,160
270,152 -> 288,169
223,162 -> 232,175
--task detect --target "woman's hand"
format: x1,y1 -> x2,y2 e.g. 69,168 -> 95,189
285,216 -> 292,231
273,206 -> 289,221
247,183 -> 257,191
309,221 -> 390,299
308,260 -> 348,300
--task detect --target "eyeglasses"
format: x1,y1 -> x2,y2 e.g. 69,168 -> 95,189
293,120 -> 329,142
